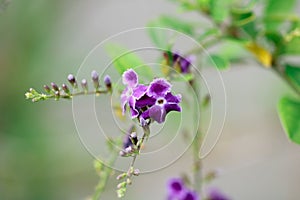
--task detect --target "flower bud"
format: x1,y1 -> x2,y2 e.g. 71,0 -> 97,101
81,79 -> 88,92
104,75 -> 112,90
67,74 -> 77,88
51,82 -> 59,91
91,70 -> 99,90
119,150 -> 126,157
62,84 -> 70,94
54,91 -> 60,100
43,85 -> 51,93
133,169 -> 140,176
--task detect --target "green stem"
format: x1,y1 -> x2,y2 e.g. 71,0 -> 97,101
190,79 -> 203,194
92,153 -> 118,200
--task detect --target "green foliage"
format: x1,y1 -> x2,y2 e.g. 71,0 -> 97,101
208,54 -> 230,70
209,0 -> 230,23
283,36 -> 300,55
264,0 -> 297,31
172,73 -> 194,82
105,43 -> 153,80
285,64 -> 300,89
147,15 -> 195,48
278,97 -> 300,144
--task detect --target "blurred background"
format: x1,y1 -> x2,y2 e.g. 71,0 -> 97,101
0,0 -> 300,200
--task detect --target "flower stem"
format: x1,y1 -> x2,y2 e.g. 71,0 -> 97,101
190,79 -> 203,194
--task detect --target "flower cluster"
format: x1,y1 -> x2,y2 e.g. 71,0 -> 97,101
167,178 -> 199,200
121,69 -> 182,124
167,178 -> 230,200
119,126 -> 138,157
163,51 -> 195,74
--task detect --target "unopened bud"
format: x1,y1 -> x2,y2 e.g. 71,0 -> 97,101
54,91 -> 60,100
62,84 -> 70,94
126,178 -> 132,185
51,82 -> 59,91
91,70 -> 99,90
117,182 -> 126,189
133,169 -> 140,176
67,74 -> 77,88
81,79 -> 88,92
104,75 -> 112,90
119,151 -> 126,157
116,173 -> 127,180
43,85 -> 51,93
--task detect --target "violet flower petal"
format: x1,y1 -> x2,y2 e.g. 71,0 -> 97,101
132,84 -> 148,99
147,78 -> 171,98
180,55 -> 195,73
164,103 -> 181,114
167,178 -> 185,196
149,105 -> 166,123
207,188 -> 230,200
122,69 -> 138,87
165,92 -> 182,103
182,190 -> 200,200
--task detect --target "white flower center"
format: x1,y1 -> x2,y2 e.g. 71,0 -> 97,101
156,98 -> 166,106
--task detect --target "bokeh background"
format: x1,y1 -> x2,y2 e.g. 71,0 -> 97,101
0,0 -> 300,200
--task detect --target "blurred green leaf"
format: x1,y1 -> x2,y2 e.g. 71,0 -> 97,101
105,43 -> 153,79
264,0 -> 297,30
208,54 -> 230,70
197,28 -> 220,41
231,8 -> 255,26
282,27 -> 300,55
285,64 -> 300,89
230,7 -> 256,38
210,0 -> 229,23
146,25 -> 169,49
217,39 -> 247,62
278,96 -> 300,144
172,73 -> 194,82
148,15 -> 195,36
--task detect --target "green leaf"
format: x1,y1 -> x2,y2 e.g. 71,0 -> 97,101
264,0 -> 297,31
208,54 -> 230,70
105,43 -> 153,79
210,0 -> 229,23
230,7 -> 256,38
197,28 -> 220,42
146,24 -> 169,49
148,15 -> 195,36
278,96 -> 300,144
281,26 -> 300,55
217,39 -> 247,62
286,64 -> 300,89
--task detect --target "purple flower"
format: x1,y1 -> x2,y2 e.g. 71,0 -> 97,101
121,69 -> 182,123
164,51 -> 195,74
182,190 -> 199,200
207,188 -> 230,200
121,69 -> 148,118
167,178 -> 200,200
140,78 -> 181,123
167,178 -> 185,199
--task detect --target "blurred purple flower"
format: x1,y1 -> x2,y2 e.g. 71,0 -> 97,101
207,188 -> 230,200
164,51 -> 195,74
167,178 -> 200,200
